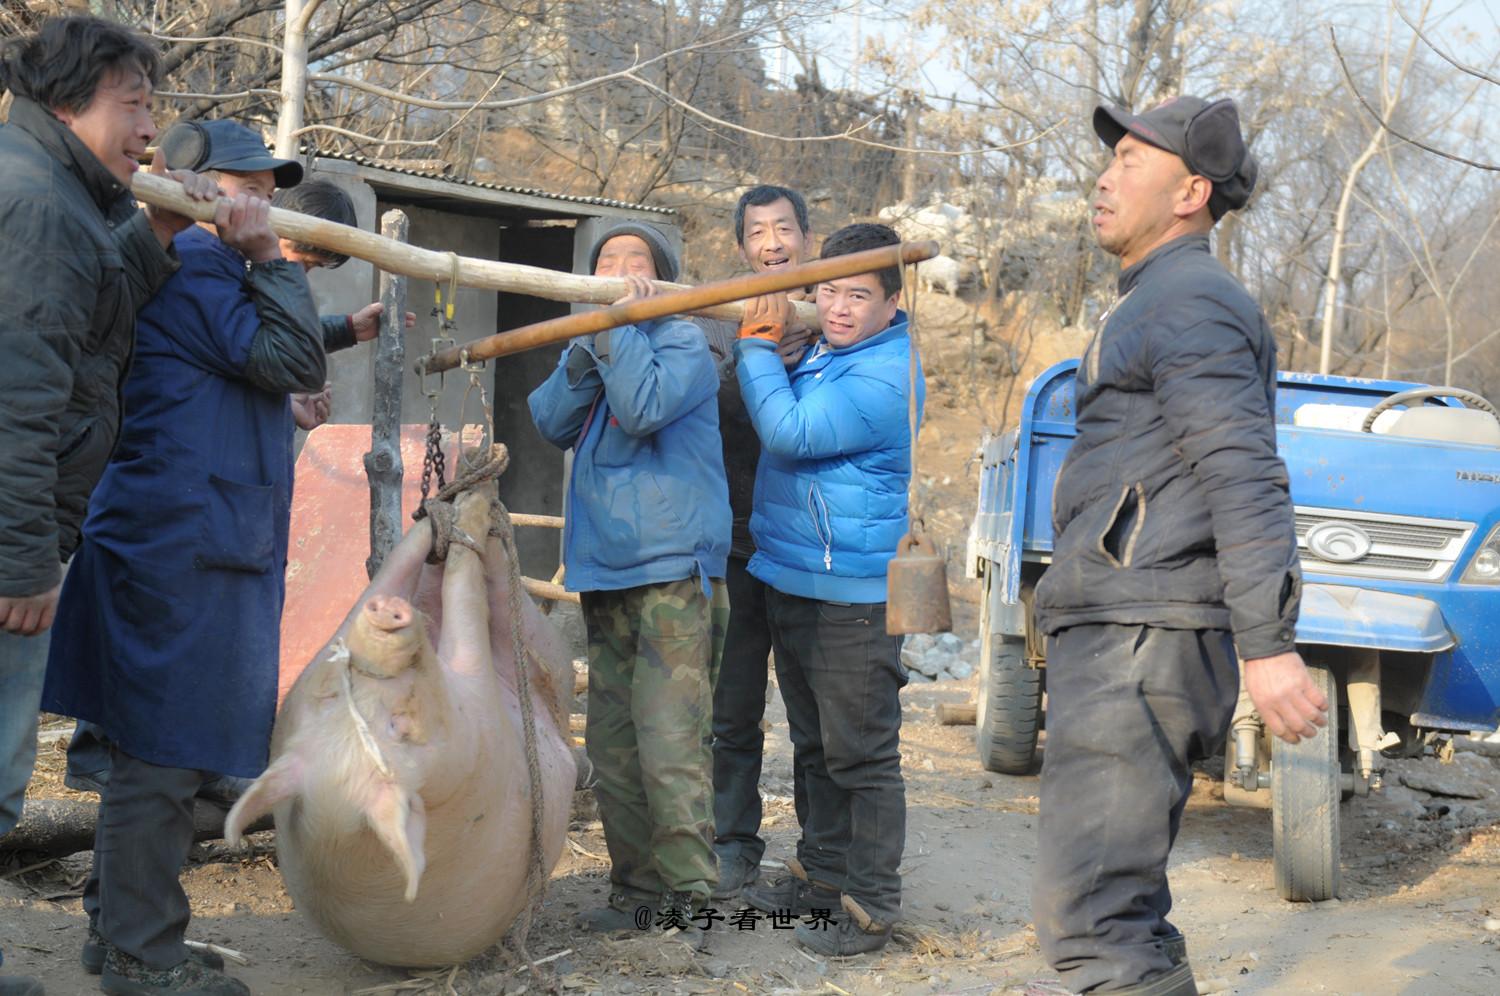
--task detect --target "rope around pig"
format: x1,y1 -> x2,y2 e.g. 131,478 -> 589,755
416,443 -> 550,974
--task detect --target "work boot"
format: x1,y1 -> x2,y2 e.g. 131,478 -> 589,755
578,890 -> 652,933
710,852 -> 760,901
793,917 -> 892,957
1162,931 -> 1187,966
794,893 -> 893,957
100,948 -> 249,996
0,944 -> 45,995
742,858 -> 840,916
655,890 -> 707,951
1109,962 -> 1199,996
83,925 -> 224,976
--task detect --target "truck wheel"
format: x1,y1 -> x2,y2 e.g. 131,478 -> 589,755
1271,661 -> 1341,902
976,625 -> 1043,775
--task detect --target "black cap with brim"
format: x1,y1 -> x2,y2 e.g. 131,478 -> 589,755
1093,96 -> 1257,220
158,120 -> 303,188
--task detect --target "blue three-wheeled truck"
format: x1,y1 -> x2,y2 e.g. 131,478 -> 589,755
966,359 -> 1500,901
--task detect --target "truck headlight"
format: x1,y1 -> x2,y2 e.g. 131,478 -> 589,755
1462,526 -> 1500,583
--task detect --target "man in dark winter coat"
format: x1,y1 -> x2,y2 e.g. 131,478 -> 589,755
0,15 -> 213,994
695,184 -> 817,902
1030,96 -> 1329,996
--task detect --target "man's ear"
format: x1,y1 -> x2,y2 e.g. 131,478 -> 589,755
1176,175 -> 1213,220
882,292 -> 901,325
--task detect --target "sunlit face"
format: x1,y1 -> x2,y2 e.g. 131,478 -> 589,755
816,272 -> 899,349
52,70 -> 157,187
593,235 -> 657,279
215,169 -> 276,202
739,198 -> 808,274
1092,134 -> 1196,265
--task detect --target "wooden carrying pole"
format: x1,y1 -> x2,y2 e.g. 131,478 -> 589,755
418,240 -> 941,375
131,171 -> 816,324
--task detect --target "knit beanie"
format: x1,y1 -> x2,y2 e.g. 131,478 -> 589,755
587,221 -> 679,282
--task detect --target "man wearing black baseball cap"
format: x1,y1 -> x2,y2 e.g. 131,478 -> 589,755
1030,97 -> 1327,995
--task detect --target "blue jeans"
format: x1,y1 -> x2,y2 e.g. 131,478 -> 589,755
0,629 -> 51,837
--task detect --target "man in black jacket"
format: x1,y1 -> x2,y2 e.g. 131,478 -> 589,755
1031,97 -> 1329,996
695,184 -> 815,901
0,16 -> 212,995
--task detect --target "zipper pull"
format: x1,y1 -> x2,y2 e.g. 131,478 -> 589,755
824,550 -> 832,571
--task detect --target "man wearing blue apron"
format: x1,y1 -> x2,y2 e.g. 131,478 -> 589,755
42,121 -> 326,996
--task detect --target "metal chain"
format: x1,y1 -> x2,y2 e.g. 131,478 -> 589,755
420,410 -> 447,500
419,336 -> 455,501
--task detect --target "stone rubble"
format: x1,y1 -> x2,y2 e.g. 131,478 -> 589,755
900,632 -> 983,682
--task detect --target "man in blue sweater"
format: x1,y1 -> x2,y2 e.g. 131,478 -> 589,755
528,222 -> 730,943
735,222 -> 923,956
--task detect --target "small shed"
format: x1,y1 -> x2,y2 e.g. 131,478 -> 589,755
299,153 -> 679,579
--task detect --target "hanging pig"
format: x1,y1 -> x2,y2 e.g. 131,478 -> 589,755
226,490 -> 576,967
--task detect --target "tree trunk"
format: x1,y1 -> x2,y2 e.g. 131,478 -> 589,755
1318,126 -> 1383,374
1,800 -> 273,860
274,0 -> 320,158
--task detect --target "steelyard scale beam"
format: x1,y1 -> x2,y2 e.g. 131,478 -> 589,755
415,240 -> 941,376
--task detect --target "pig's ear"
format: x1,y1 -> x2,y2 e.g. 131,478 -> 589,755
224,756 -> 304,846
366,783 -> 427,903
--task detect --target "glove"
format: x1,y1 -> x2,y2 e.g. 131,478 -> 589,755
738,294 -> 790,344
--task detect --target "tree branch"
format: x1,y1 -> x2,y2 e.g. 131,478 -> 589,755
1330,28 -> 1500,171
621,70 -> 1058,156
1396,4 -> 1500,86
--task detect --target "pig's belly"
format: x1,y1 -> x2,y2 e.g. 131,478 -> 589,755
277,713 -> 575,966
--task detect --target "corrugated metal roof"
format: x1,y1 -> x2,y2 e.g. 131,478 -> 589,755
309,149 -> 676,216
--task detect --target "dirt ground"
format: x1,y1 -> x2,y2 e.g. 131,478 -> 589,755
5,294 -> 1500,994
6,685 -> 1500,996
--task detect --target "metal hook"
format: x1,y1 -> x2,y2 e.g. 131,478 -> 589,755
420,336 -> 456,400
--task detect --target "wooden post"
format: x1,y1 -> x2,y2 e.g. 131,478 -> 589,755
364,209 -> 408,579
937,702 -> 978,726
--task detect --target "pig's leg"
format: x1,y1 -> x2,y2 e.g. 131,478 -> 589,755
365,782 -> 428,902
484,534 -> 573,728
224,753 -> 305,846
413,559 -> 445,650
313,519 -> 436,665
436,493 -> 493,674
362,517 -> 435,606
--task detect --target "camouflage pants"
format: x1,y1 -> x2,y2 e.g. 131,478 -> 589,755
582,577 -> 729,903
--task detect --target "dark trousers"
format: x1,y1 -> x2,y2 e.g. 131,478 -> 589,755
711,557 -> 776,866
766,588 -> 907,925
1033,623 -> 1238,993
85,747 -> 205,969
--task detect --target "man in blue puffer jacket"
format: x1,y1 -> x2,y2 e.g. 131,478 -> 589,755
528,221 -> 730,942
734,222 -> 924,956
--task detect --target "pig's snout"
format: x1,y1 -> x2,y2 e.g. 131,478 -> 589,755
346,595 -> 428,677
364,596 -> 414,632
